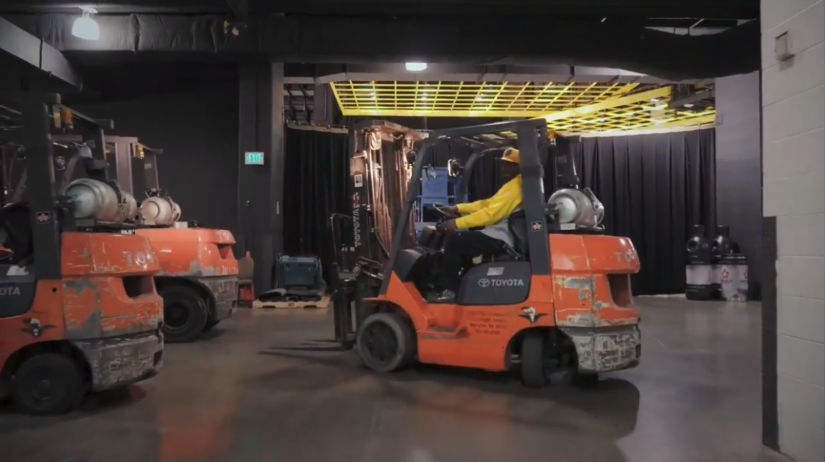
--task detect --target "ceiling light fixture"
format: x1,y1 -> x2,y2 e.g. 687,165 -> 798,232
683,103 -> 695,108
72,6 -> 100,41
405,62 -> 428,72
650,97 -> 660,102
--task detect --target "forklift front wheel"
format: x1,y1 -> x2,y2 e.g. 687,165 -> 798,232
357,312 -> 415,373
160,285 -> 208,343
520,331 -> 546,388
11,353 -> 85,415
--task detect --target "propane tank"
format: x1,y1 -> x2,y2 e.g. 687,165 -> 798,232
712,225 -> 734,261
64,178 -> 122,222
711,225 -> 741,298
139,195 -> 181,226
547,187 -> 604,228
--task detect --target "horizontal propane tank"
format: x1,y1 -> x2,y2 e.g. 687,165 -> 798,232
548,187 -> 605,228
139,195 -> 181,227
64,178 -> 137,223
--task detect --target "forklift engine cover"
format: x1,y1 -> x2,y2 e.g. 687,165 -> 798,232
135,227 -> 239,320
61,233 -> 164,389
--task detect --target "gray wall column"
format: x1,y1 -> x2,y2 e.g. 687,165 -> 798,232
237,62 -> 285,294
714,71 -> 763,299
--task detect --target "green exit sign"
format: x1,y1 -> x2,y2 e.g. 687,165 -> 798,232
245,151 -> 265,165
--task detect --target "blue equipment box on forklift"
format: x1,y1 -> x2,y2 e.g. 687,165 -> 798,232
415,166 -> 461,235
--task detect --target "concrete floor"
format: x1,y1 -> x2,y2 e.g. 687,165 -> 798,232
1,298 -> 789,462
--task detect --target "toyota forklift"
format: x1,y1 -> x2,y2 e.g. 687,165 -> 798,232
102,136 -> 238,342
0,94 -> 164,414
333,119 -> 640,386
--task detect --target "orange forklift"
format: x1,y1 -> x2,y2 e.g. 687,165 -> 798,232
0,95 -> 163,413
333,120 -> 641,386
102,137 -> 238,342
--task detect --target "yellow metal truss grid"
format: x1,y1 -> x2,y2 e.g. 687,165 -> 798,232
329,81 -> 715,134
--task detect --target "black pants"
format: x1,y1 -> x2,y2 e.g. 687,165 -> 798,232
439,231 -> 504,292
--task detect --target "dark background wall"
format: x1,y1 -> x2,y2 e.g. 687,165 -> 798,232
574,129 -> 717,295
714,71 -> 762,298
73,78 -> 240,236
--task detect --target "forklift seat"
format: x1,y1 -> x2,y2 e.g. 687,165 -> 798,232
476,211 -> 530,263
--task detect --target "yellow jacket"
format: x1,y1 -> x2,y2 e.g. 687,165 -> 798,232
455,175 -> 522,229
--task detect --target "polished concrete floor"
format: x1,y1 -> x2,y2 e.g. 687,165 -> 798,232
1,298 -> 789,462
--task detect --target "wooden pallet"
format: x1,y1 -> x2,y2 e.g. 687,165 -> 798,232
252,295 -> 330,311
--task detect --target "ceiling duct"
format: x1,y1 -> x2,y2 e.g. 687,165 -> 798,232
3,14 -> 759,80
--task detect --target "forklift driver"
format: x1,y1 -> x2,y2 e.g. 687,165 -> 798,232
435,147 -> 522,302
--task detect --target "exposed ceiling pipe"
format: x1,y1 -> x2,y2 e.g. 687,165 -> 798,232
0,16 -> 82,89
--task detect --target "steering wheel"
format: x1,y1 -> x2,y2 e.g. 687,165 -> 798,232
431,204 -> 453,219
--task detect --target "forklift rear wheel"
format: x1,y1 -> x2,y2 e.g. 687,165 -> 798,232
160,285 -> 208,343
12,353 -> 85,415
357,312 -> 415,373
520,331 -> 546,387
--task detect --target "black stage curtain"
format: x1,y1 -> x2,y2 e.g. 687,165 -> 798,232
283,127 -> 350,283
573,128 -> 716,295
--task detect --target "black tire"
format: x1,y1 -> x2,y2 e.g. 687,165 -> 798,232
203,319 -> 220,331
160,285 -> 208,343
12,353 -> 85,415
521,331 -> 546,387
356,312 -> 415,373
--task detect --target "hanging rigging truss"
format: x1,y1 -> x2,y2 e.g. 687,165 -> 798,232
330,80 -> 716,134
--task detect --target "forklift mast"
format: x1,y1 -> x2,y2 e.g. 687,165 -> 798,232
348,120 -> 424,266
104,136 -> 163,196
12,95 -> 114,276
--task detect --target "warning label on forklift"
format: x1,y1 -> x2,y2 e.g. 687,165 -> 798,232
466,311 -> 506,336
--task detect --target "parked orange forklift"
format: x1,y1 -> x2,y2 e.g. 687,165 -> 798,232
102,137 -> 238,342
333,120 -> 640,386
0,95 -> 163,413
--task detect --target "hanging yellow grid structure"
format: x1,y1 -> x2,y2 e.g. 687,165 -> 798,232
329,81 -> 716,134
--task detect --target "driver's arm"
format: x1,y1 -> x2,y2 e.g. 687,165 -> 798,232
454,179 -> 521,229
455,197 -> 491,215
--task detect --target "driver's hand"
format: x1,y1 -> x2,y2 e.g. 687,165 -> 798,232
437,219 -> 458,233
442,205 -> 459,217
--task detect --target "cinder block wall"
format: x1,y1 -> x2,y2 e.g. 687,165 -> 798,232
761,1 -> 825,461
